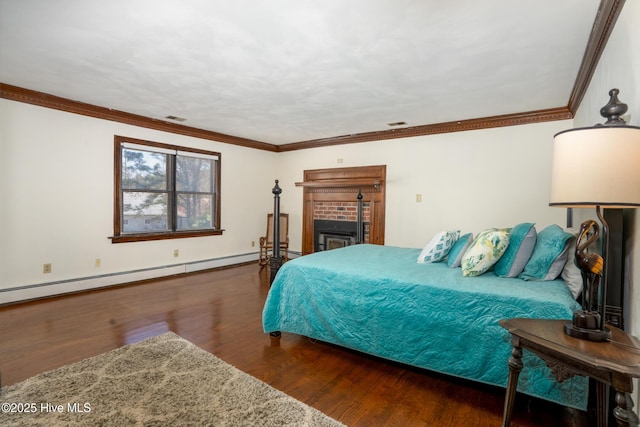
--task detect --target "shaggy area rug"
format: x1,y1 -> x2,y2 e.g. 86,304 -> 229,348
0,332 -> 345,426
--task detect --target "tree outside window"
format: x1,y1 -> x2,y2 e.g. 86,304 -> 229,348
112,136 -> 221,243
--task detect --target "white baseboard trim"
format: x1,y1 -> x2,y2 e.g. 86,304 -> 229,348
0,252 -> 261,305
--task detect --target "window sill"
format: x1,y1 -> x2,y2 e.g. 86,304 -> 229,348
110,229 -> 224,243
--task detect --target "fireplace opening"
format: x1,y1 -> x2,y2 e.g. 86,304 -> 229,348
314,219 -> 364,252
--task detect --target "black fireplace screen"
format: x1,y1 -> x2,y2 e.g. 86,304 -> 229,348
314,219 -> 364,252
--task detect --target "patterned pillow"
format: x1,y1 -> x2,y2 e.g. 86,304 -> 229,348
447,233 -> 473,268
494,223 -> 537,278
520,225 -> 574,281
461,228 -> 510,277
417,230 -> 459,263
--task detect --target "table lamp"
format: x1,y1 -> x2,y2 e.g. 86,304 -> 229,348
549,88 -> 640,341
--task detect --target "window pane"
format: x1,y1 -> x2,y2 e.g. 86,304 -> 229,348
176,156 -> 212,192
122,191 -> 169,233
177,194 -> 213,230
122,148 -> 168,190
114,135 -> 222,242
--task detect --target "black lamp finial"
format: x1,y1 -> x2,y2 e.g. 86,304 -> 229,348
599,88 -> 628,125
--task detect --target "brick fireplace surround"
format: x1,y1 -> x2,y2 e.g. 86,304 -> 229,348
296,165 -> 386,255
313,201 -> 370,222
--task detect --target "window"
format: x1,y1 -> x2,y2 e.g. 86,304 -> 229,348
112,135 -> 222,243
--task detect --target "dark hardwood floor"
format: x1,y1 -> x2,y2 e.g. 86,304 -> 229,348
0,263 -> 590,426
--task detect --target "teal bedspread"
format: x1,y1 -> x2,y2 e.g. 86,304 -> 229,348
262,244 -> 588,409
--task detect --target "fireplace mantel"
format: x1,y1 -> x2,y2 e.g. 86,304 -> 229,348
295,178 -> 383,188
299,165 -> 386,255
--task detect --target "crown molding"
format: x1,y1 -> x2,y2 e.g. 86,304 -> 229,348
277,107 -> 573,152
0,82 -> 573,153
567,0 -> 625,114
0,83 -> 574,152
0,83 -> 279,152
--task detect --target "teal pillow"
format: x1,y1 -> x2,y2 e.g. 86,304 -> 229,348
447,233 -> 473,268
494,223 -> 537,278
520,225 -> 574,281
461,228 -> 510,277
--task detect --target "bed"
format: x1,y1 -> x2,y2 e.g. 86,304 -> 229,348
262,243 -> 588,410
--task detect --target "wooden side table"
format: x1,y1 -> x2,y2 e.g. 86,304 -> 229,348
500,318 -> 640,427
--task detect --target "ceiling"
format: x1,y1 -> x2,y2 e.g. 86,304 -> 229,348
0,1 -> 615,148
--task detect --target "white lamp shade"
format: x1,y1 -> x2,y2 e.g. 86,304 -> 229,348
550,126 -> 640,207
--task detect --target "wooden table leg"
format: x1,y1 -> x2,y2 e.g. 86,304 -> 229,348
595,381 -> 609,427
613,391 -> 640,427
502,342 -> 523,427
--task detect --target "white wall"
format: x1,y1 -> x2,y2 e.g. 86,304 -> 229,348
277,121 -> 572,252
0,99 -> 278,295
0,98 -> 572,301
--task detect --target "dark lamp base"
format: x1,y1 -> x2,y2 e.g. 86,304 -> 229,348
564,321 -> 612,342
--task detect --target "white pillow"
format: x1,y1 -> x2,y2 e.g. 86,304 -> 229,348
417,230 -> 460,263
561,238 -> 583,299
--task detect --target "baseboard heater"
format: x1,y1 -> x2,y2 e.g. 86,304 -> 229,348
0,251 -> 275,305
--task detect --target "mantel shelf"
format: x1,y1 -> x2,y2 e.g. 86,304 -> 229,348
295,178 -> 382,188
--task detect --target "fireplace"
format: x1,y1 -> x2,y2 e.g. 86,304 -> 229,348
314,220 -> 362,252
296,165 -> 386,255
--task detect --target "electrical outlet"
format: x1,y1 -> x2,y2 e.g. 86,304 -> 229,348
337,158 -> 344,163
43,263 -> 52,274
416,194 -> 422,203
95,258 -> 101,267
173,249 -> 179,257
251,241 -> 255,247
